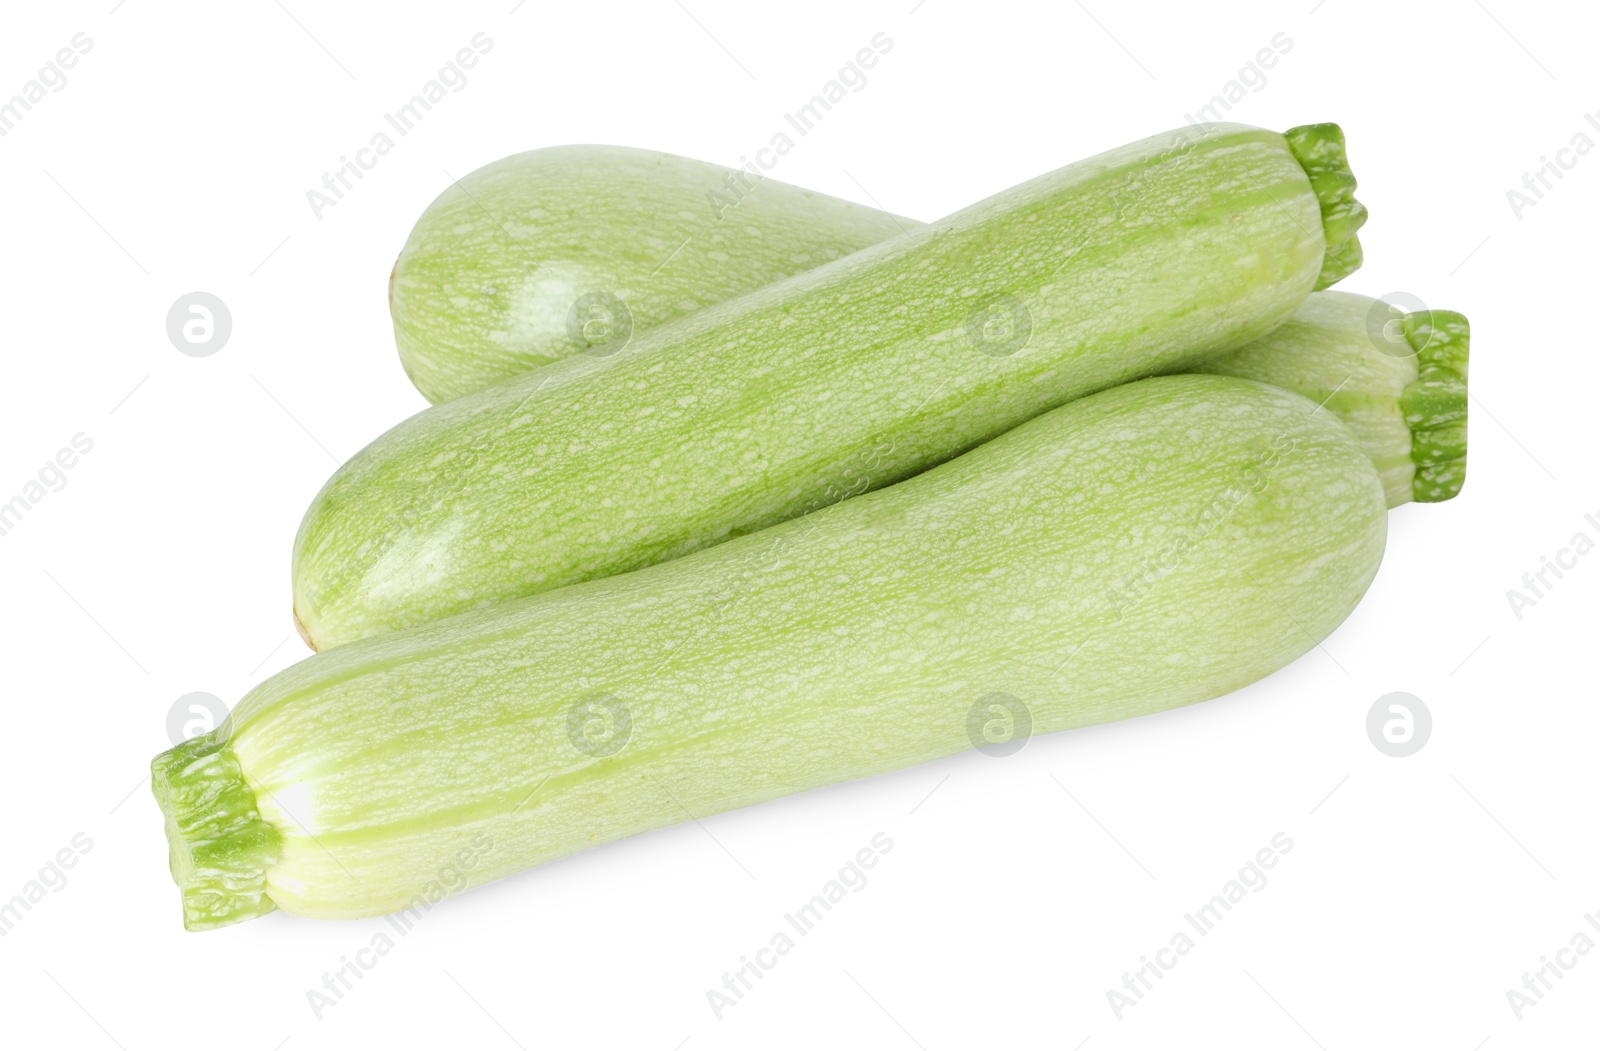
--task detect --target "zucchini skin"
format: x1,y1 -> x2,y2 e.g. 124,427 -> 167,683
391,146 -> 916,404
392,151 -> 1459,508
1190,291 -> 1470,507
394,147 -> 1457,508
162,376 -> 1387,927
299,123 -> 1354,649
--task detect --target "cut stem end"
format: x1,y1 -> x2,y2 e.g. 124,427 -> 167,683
151,734 -> 281,931
1401,309 -> 1469,502
1284,123 -> 1368,290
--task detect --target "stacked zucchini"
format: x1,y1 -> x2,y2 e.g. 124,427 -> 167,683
153,122 -> 1468,930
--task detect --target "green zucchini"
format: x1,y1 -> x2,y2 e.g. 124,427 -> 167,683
1189,291 -> 1468,507
159,375 -> 1388,930
392,150 -> 1460,509
296,122 -> 1366,650
391,146 -> 916,404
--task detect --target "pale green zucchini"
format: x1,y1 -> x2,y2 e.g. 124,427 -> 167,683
392,150 -> 1461,509
159,375 -> 1388,929
391,137 -> 1363,405
1189,291 -> 1468,507
296,122 -> 1366,650
391,146 -> 916,403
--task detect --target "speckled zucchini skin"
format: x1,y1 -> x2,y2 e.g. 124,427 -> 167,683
1192,291 -> 1469,507
163,376 -> 1386,927
299,123 -> 1361,649
391,146 -> 916,403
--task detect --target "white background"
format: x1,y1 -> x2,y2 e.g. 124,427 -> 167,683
0,0 -> 1594,1047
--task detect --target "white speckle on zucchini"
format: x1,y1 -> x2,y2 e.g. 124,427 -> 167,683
301,124 -> 1367,649
161,375 -> 1388,929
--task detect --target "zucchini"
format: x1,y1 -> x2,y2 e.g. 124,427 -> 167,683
296,122 -> 1367,649
392,150 -> 1460,508
1189,291 -> 1468,506
158,375 -> 1388,930
391,146 -> 916,404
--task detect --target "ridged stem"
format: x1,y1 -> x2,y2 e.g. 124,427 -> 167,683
1284,123 -> 1368,290
1400,310 -> 1470,502
151,733 -> 280,931
1185,291 -> 1469,507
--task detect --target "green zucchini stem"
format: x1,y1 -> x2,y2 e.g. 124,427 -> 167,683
151,733 -> 280,931
1186,292 -> 1469,507
1284,123 -> 1368,290
1401,309 -> 1469,502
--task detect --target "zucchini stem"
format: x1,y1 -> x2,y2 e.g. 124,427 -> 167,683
1186,292 -> 1469,507
151,733 -> 280,931
1284,123 -> 1368,290
1401,309 -> 1469,502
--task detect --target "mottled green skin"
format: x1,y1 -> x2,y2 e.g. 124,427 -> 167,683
165,377 -> 1387,926
396,129 -> 1365,408
393,146 -> 1431,507
392,146 -> 916,403
298,124 -> 1343,649
1192,291 -> 1470,507
389,140 -> 1427,505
